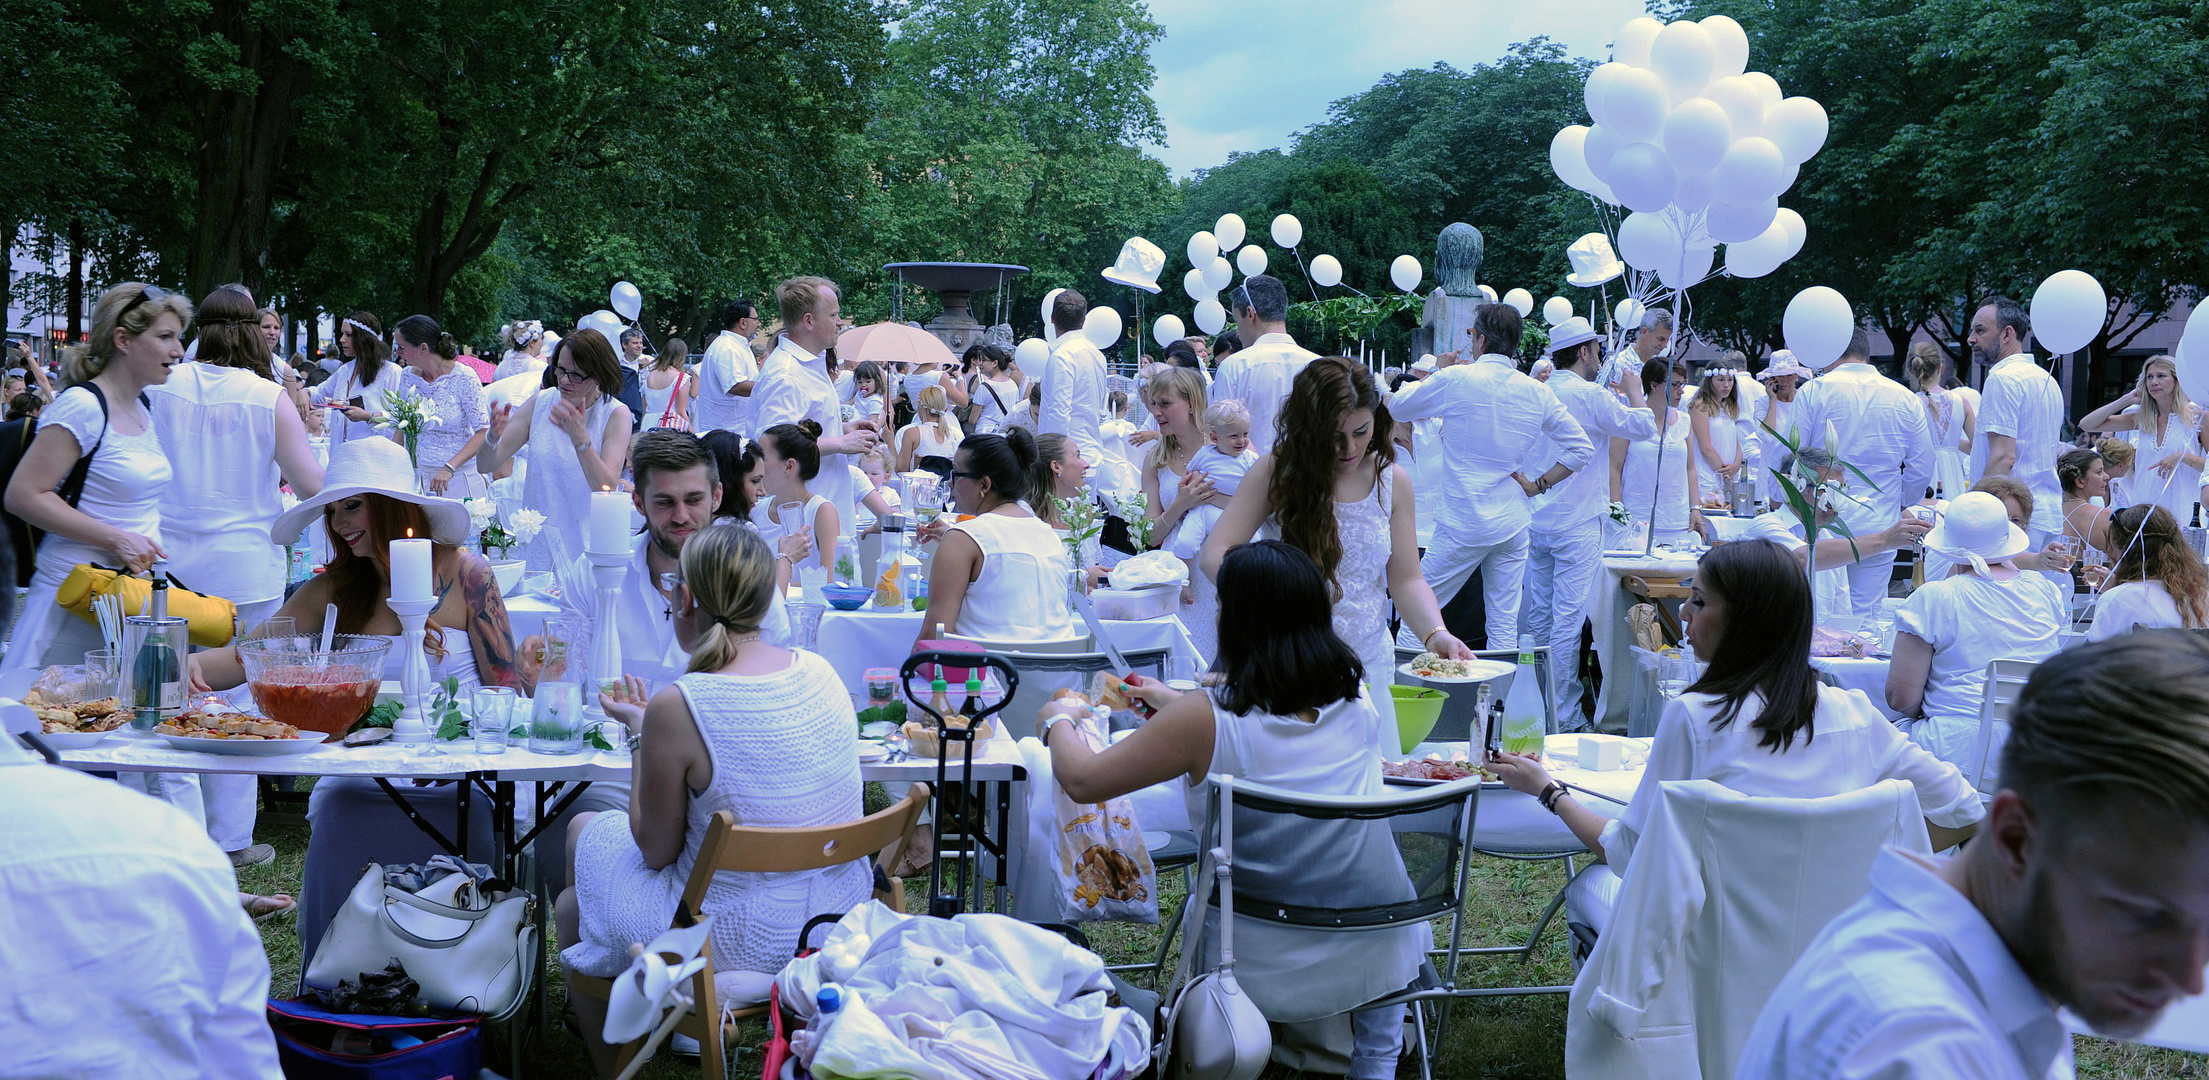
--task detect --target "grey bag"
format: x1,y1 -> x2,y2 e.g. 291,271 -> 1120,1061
1154,775 -> 1271,1080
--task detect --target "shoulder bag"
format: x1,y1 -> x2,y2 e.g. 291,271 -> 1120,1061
305,861 -> 538,1021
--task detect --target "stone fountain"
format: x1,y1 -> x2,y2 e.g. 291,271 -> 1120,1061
883,262 -> 1030,355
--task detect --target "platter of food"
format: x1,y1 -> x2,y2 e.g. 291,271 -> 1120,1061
1398,652 -> 1515,683
24,691 -> 132,749
1381,758 -> 1493,785
156,705 -> 327,756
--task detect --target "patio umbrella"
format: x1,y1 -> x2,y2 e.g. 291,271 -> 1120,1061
836,322 -> 957,368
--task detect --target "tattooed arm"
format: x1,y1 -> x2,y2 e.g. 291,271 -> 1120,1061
455,549 -> 532,693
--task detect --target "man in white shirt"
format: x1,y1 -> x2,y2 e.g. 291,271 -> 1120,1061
1523,318 -> 1654,727
1212,275 -> 1317,455
1788,327 -> 1935,621
1969,295 -> 2065,542
1394,303 -> 1592,651
1739,634 -> 2209,1078
754,279 -> 877,526
693,301 -> 760,437
1039,288 -> 1108,469
1742,446 -> 1934,615
1600,307 -> 1674,393
0,731 -> 284,1077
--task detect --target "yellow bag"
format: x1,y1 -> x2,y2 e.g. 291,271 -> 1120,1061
55,564 -> 237,647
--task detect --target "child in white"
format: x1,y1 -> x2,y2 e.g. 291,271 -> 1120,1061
1170,399 -> 1257,559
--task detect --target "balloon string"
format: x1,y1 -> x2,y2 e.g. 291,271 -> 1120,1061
1293,249 -> 1320,303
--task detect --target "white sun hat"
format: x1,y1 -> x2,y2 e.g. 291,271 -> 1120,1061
271,437 -> 475,547
1758,350 -> 1814,381
1919,490 -> 2031,575
1100,237 -> 1166,294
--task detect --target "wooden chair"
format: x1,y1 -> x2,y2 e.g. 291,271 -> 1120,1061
1621,574 -> 1689,646
567,783 -> 932,1080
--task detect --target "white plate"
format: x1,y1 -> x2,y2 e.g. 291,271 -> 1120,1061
158,730 -> 331,756
34,727 -> 123,749
1396,659 -> 1515,684
1143,830 -> 1171,852
857,741 -> 889,762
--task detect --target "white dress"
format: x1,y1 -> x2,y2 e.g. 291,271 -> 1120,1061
899,416 -> 964,470
1924,389 -> 1970,501
2127,403 -> 2204,524
562,654 -> 870,979
945,511 -> 1078,642
1153,450 -> 1219,663
1624,408 -> 1693,539
312,359 -> 401,446
1265,472 -> 1401,748
968,375 -> 1020,434
1692,404 -> 1743,501
1893,571 -> 2066,768
641,368 -> 689,430
404,364 -> 490,497
752,493 -> 830,573
517,388 -> 617,571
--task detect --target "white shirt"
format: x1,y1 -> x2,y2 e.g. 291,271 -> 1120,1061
0,745 -> 284,1077
1390,354 -> 1592,546
1970,355 -> 2065,534
1895,570 -> 2066,766
1039,332 -> 1108,466
2087,579 -> 2192,640
1211,332 -> 1316,456
1789,362 -> 1936,533
694,330 -> 756,437
753,335 -> 853,524
1741,511 -> 1852,614
310,358 -> 401,445
1529,367 -> 1656,533
1734,847 -> 2075,1080
553,531 -> 789,687
150,362 -> 289,604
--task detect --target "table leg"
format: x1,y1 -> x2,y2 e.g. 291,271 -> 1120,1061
371,778 -> 464,857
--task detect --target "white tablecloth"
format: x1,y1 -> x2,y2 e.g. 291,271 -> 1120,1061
1704,514 -> 1758,541
1403,734 -> 1650,854
815,607 -> 1202,699
1596,550 -> 1702,732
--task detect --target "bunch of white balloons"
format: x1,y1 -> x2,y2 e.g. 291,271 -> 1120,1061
1176,212 -> 1351,339
576,280 -> 646,346
1548,15 -> 1827,288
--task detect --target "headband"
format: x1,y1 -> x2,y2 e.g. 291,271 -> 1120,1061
343,318 -> 383,342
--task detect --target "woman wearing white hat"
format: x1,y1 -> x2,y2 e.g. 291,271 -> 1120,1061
1756,351 -> 1813,507
1885,490 -> 2067,770
188,436 -> 529,960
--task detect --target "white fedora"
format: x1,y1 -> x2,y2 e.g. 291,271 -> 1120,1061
1566,233 -> 1624,288
1920,490 -> 2031,574
272,437 -> 475,547
1101,237 -> 1166,294
1547,316 -> 1603,355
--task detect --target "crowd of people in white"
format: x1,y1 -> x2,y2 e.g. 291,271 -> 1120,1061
5,272 -> 2209,1080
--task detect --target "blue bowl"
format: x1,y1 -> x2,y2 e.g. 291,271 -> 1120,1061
821,583 -> 871,611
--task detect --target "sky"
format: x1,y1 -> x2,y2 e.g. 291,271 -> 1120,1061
1143,0 -> 1650,177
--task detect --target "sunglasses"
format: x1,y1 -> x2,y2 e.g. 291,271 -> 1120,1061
947,469 -> 983,482
117,284 -> 170,320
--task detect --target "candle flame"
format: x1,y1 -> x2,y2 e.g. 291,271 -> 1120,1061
406,528 -> 414,538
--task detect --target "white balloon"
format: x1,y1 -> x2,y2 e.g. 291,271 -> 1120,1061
1783,286 -> 1855,368
1213,214 -> 1246,252
1041,288 -> 1065,331
1608,142 -> 1678,213
1202,256 -> 1233,291
1192,298 -> 1226,336
1014,337 -> 1051,370
1083,305 -> 1124,350
1270,214 -> 1303,248
1774,161 -> 1801,196
1673,171 -> 1716,214
1617,211 -> 1683,272
1616,298 -> 1648,329
1615,16 -> 1663,68
1712,137 -> 1787,206
1765,97 -> 1830,166
1701,16 -> 1750,79
1502,288 -> 1535,317
1479,284 -> 1499,303
2030,269 -> 2108,354
1390,254 -> 1423,292
1774,207 -> 1808,258
1702,75 -> 1766,135
581,309 -> 625,346
1724,219 -> 1792,279
1182,268 -> 1213,302
1583,123 -> 1628,186
1236,244 -> 1269,278
1650,20 -> 1717,102
1662,243 -> 1716,291
1584,63 -> 1632,128
1708,196 -> 1779,244
1590,178 -> 1621,207
1153,314 -> 1187,349
610,281 -> 642,321
1310,254 -> 1344,287
1742,71 -> 1784,110
1550,126 -> 1600,192
1661,98 -> 1733,176
1605,66 -> 1672,142
2177,305 -> 2209,402
1186,232 -> 1217,267
1543,296 -> 1575,325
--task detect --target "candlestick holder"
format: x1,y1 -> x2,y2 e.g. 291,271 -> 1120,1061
386,596 -> 438,743
583,549 -> 629,724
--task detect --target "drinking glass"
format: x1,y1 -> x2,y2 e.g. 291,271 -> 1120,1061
788,602 -> 826,651
1165,655 -> 1200,693
82,650 -> 120,702
245,616 -> 299,648
1657,654 -> 1698,700
471,687 -> 516,755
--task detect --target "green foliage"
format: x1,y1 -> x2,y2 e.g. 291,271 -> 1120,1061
430,677 -> 468,742
348,698 -> 405,734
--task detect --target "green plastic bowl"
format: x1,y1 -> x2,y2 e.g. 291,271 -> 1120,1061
1390,684 -> 1450,754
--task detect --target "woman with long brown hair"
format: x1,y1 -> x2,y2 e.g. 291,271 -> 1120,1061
2089,503 -> 2209,639
1202,356 -> 1471,742
312,309 -> 401,446
1687,359 -> 1744,502
478,328 -> 634,569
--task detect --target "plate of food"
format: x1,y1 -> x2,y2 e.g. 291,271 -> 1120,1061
156,706 -> 327,756
23,691 -> 133,749
856,739 -> 889,762
1398,652 -> 1516,683
1382,757 -> 1493,785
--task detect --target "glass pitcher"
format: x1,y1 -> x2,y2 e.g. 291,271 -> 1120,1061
527,617 -> 590,754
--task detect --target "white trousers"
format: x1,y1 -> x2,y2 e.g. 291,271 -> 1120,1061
1423,523 -> 1531,651
1524,520 -> 1603,730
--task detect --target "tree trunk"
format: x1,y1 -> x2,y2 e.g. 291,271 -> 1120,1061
405,146 -> 517,323
66,218 -> 82,342
1880,321 -> 1916,381
185,0 -> 307,301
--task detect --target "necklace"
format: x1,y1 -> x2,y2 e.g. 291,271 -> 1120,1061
725,632 -> 763,647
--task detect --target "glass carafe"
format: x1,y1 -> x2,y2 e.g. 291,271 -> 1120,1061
125,615 -> 189,732
527,617 -> 590,754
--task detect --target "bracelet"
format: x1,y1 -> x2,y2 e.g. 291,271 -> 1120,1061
1538,781 -> 1567,813
1420,625 -> 1448,648
437,463 -> 455,473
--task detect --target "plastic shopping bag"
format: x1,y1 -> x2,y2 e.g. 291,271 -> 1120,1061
1048,703 -> 1159,924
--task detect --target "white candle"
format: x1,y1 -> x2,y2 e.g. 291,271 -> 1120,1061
588,488 -> 631,554
390,535 -> 433,601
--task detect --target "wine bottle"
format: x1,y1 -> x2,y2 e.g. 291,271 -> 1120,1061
1499,651 -> 1547,757
960,672 -> 983,719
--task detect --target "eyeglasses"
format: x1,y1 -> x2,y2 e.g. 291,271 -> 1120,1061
117,284 -> 170,320
553,366 -> 591,385
948,469 -> 983,482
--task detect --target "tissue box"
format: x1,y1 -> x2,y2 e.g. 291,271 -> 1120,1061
1577,737 -> 1625,772
1091,585 -> 1176,621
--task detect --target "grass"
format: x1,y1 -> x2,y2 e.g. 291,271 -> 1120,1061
247,786 -> 2206,1080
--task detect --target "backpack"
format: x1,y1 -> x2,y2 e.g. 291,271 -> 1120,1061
0,383 -> 141,588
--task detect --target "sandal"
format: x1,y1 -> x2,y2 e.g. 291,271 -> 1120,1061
243,893 -> 295,922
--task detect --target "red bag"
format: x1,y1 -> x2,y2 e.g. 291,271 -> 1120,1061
912,639 -> 985,683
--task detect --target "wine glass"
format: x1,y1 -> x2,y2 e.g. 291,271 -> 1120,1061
1165,655 -> 1200,693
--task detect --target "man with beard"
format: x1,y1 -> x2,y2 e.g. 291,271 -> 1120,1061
1738,632 -> 2209,1078
1969,295 -> 2064,543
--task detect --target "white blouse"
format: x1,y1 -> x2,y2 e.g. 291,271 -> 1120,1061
2087,579 -> 2193,640
1895,570 -> 2066,766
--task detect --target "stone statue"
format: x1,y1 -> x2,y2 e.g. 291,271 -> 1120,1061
1436,223 -> 1485,298
1417,222 -> 1487,358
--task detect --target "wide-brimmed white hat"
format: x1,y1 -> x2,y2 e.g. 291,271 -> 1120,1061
1547,316 -> 1602,355
1758,350 -> 1813,381
1921,491 -> 2031,574
272,437 -> 475,547
1100,238 -> 1165,293
1566,233 -> 1624,288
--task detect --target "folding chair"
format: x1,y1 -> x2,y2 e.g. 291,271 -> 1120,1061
1965,658 -> 2039,799
1620,575 -> 1688,646
564,784 -> 931,1080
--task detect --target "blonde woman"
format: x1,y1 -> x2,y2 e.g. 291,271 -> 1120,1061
495,319 -> 547,381
1907,341 -> 1974,501
895,382 -> 964,475
2081,353 -> 2206,524
1687,361 -> 1744,502
1139,366 -> 1218,657
557,524 -> 866,1076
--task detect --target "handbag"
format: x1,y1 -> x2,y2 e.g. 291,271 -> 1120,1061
267,998 -> 482,1080
54,564 -> 238,647
305,862 -> 538,1020
1155,775 -> 1270,1080
658,370 -> 691,431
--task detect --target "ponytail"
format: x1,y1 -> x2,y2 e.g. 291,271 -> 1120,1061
681,524 -> 776,673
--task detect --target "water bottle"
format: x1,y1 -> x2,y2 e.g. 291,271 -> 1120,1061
787,983 -> 848,1076
1499,651 -> 1546,756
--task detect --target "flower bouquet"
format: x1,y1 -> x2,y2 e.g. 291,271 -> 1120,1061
374,387 -> 442,471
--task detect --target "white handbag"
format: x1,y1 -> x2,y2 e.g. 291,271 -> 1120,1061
305,863 -> 538,1020
1155,775 -> 1271,1080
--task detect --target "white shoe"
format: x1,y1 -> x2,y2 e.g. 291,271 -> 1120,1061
670,1032 -> 700,1057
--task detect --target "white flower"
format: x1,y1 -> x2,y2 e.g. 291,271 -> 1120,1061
509,508 -> 547,545
462,497 -> 497,534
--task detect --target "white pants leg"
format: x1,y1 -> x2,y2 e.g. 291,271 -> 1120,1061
198,597 -> 284,852
1348,1003 -> 1406,1079
1529,522 -> 1603,730
1421,524 -> 1532,650
1843,549 -> 1898,622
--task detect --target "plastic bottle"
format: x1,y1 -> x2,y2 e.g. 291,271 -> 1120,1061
786,983 -> 846,1077
961,672 -> 983,718
1499,651 -> 1546,756
929,675 -> 951,720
